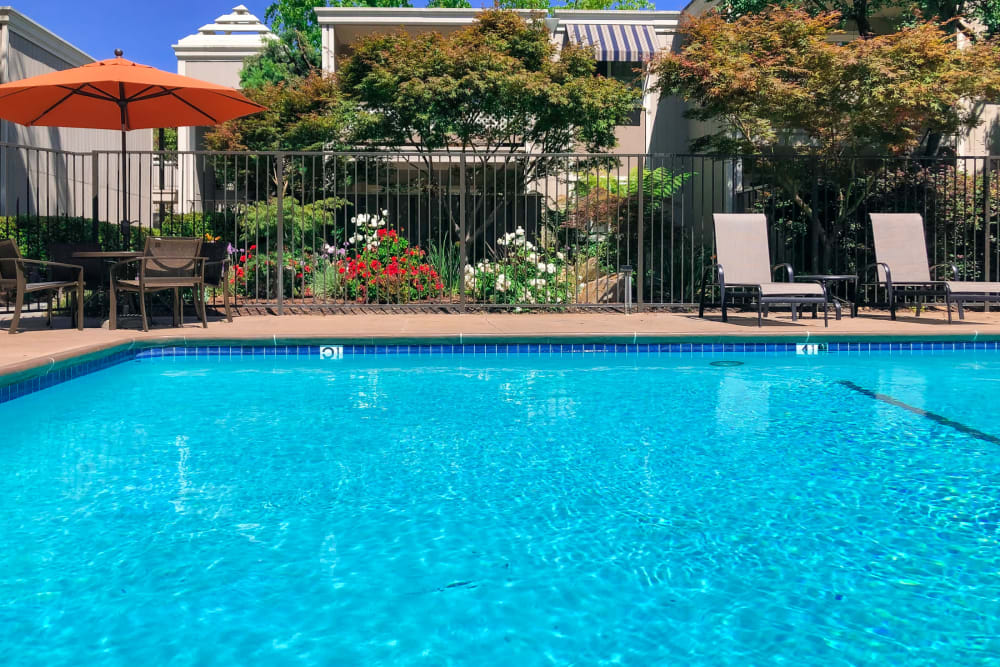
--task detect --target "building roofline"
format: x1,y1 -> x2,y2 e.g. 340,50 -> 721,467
550,9 -> 680,27
315,7 -> 539,25
0,6 -> 95,65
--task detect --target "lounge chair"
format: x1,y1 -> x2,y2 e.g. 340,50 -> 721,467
868,213 -> 1000,322
0,238 -> 84,333
110,237 -> 207,331
699,213 -> 829,326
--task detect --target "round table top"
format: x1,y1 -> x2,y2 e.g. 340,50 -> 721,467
72,251 -> 144,259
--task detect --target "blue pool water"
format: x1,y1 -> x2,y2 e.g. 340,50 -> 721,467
2,350 -> 1000,665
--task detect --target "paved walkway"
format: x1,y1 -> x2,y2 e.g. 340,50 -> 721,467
5,307 -> 1000,377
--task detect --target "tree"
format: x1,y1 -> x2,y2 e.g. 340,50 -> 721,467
339,9 -> 641,246
654,8 -> 1000,156
205,71 -> 354,200
652,7 -> 1000,269
719,0 -> 1000,38
242,0 -> 416,89
560,0 -> 655,9
341,9 -> 639,166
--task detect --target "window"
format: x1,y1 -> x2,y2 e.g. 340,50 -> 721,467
597,61 -> 643,127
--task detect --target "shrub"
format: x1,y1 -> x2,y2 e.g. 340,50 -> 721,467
464,226 -> 572,305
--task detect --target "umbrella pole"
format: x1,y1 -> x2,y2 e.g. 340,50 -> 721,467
120,127 -> 128,249
119,79 -> 129,250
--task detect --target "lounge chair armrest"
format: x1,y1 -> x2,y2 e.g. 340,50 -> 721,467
701,262 -> 725,289
929,263 -> 959,280
772,263 -> 794,282
14,258 -> 84,272
864,262 -> 891,286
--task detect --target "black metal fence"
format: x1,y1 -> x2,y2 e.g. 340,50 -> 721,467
1,143 -> 998,313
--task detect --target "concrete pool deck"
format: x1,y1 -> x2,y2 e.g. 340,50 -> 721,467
6,306 -> 1000,378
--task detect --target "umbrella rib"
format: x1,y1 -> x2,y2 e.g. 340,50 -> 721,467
164,90 -> 218,124
28,84 -> 118,124
125,85 -> 158,102
129,88 -> 179,103
29,88 -> 81,125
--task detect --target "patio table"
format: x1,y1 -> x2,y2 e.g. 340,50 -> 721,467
72,250 -> 144,324
795,274 -> 859,319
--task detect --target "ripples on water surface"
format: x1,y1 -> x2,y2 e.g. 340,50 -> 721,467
1,352 -> 999,665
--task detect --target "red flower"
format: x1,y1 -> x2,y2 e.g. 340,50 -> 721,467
296,272 -> 303,279
338,267 -> 346,274
304,265 -> 312,273
249,244 -> 257,251
239,255 -> 246,263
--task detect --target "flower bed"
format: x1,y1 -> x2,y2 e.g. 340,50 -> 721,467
464,227 -> 572,305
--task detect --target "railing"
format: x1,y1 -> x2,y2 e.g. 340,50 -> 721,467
1,145 -> 997,314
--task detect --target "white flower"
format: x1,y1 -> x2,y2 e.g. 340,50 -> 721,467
495,274 -> 510,292
526,252 -> 538,263
536,261 -> 548,273
382,209 -> 389,217
556,251 -> 565,261
515,226 -> 525,237
529,278 -> 547,287
546,263 -> 557,274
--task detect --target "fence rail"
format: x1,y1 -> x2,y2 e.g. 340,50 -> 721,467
1,144 -> 998,314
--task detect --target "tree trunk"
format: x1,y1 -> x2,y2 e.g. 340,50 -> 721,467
853,0 -> 873,37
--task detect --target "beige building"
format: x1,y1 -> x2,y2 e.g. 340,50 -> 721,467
172,4 -> 274,213
0,6 -> 151,223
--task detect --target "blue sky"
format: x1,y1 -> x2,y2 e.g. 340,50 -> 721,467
17,0 -> 688,72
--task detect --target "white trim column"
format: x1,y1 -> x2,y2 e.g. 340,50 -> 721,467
322,25 -> 335,73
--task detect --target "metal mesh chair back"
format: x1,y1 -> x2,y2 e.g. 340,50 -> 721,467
142,237 -> 203,279
200,242 -> 228,287
0,239 -> 21,282
869,214 -> 931,283
712,214 -> 772,285
48,243 -> 99,286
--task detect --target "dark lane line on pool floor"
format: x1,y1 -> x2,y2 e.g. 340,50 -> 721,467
837,380 -> 1000,446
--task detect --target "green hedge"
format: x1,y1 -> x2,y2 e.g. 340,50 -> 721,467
0,212 -> 238,260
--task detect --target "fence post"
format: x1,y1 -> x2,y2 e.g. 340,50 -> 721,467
276,153 -> 284,316
91,150 -> 99,243
810,156 -> 820,272
459,152 -> 467,313
636,155 -> 644,311
986,159 -> 992,312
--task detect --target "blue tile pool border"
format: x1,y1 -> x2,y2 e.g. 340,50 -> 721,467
5,338 -> 1000,404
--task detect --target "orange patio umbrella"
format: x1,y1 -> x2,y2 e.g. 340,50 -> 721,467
0,49 -> 265,237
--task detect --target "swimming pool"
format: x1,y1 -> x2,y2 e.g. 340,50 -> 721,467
2,346 -> 999,664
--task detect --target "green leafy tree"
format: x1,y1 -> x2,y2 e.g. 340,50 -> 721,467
341,9 -> 639,167
241,33 -> 321,89
242,0 -> 416,89
560,0 -> 654,9
340,9 -> 641,245
427,0 -> 474,7
204,71 -> 354,204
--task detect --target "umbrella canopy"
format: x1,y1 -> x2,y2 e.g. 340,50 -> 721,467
0,51 -> 264,130
0,50 -> 265,243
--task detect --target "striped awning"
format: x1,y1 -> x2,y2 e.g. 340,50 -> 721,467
566,24 -> 659,62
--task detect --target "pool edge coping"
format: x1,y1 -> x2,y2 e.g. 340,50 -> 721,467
7,331 -> 1000,392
